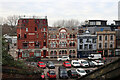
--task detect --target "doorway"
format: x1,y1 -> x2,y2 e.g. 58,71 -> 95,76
43,50 -> 46,58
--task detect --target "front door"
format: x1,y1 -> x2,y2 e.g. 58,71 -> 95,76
43,50 -> 46,58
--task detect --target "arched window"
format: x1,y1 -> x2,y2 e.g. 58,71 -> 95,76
59,51 -> 61,54
51,42 -> 53,47
65,50 -> 67,54
54,42 -> 56,47
73,50 -> 75,54
69,50 -> 72,54
73,42 -> 75,46
54,51 -> 57,55
51,51 -> 53,55
62,50 -> 64,54
65,42 -> 67,47
70,43 -> 72,46
73,34 -> 75,38
70,34 -> 72,38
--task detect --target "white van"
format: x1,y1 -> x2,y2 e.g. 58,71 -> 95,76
88,54 -> 101,60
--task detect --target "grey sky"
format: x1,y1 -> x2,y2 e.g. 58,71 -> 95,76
0,0 -> 119,26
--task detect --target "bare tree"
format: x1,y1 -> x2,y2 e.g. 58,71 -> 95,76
0,17 -> 7,25
53,19 -> 80,27
7,15 -> 19,27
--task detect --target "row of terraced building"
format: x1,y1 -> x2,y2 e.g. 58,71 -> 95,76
17,16 -> 120,59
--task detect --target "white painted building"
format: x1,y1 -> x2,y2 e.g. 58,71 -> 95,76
77,30 -> 97,58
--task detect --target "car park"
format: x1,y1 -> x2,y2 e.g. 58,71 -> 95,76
63,61 -> 71,68
47,70 -> 56,79
58,66 -> 68,79
67,69 -> 78,78
46,61 -> 55,69
78,59 -> 89,67
76,68 -> 87,76
71,60 -> 81,67
57,56 -> 70,61
37,61 -> 46,69
92,60 -> 104,66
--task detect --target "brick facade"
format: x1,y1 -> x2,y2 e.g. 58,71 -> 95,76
17,17 -> 48,59
48,27 -> 77,58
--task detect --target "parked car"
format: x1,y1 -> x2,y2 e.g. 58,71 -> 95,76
57,56 -> 70,61
71,60 -> 81,67
85,70 -> 93,74
92,60 -> 104,66
63,61 -> 71,68
58,66 -> 68,79
78,59 -> 89,67
46,61 -> 55,69
37,61 -> 46,69
47,70 -> 56,79
67,69 -> 78,78
87,60 -> 95,67
76,68 -> 87,76
40,72 -> 45,80
30,62 -> 37,67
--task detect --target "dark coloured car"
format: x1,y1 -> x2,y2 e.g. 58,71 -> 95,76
67,69 -> 78,78
47,70 -> 56,79
46,61 -> 55,69
58,66 -> 68,79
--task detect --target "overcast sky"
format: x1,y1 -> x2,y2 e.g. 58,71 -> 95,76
0,0 -> 119,26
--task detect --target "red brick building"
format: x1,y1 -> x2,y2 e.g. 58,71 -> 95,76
17,16 -> 48,59
48,27 -> 77,58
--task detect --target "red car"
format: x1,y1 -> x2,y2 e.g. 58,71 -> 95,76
37,61 -> 46,69
63,61 -> 71,68
47,70 -> 56,79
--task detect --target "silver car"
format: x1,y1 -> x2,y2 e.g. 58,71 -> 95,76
46,61 -> 55,69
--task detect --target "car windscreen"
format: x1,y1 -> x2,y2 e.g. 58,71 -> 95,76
39,63 -> 44,65
63,57 -> 67,58
80,70 -> 86,73
96,60 -> 102,63
78,69 -> 85,73
60,71 -> 67,74
73,62 -> 79,64
65,62 -> 70,64
50,72 -> 55,75
81,61 -> 88,64
72,71 -> 77,74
